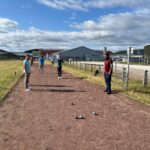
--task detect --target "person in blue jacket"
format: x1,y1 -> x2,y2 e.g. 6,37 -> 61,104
39,55 -> 45,73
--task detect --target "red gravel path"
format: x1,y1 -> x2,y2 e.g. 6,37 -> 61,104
0,64 -> 150,150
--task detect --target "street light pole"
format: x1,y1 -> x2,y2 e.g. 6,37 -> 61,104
126,47 -> 132,90
103,47 -> 107,55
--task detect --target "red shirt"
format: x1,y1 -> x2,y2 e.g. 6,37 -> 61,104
104,59 -> 113,74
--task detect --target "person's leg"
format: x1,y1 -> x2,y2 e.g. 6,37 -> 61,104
39,64 -> 41,73
27,73 -> 31,88
60,67 -> 62,77
24,73 -> 29,89
41,64 -> 44,73
104,73 -> 108,92
57,67 -> 60,77
107,75 -> 112,94
24,74 -> 27,89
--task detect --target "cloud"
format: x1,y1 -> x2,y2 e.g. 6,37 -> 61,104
71,9 -> 150,45
0,26 -> 112,51
21,4 -> 31,9
0,18 -> 18,29
37,0 -> 88,11
69,12 -> 76,20
1,8 -> 150,52
37,0 -> 150,11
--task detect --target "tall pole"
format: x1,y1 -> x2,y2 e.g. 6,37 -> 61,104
126,47 -> 132,90
103,47 -> 107,55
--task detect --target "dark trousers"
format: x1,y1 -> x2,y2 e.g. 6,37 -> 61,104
57,67 -> 62,77
24,73 -> 30,89
104,73 -> 112,93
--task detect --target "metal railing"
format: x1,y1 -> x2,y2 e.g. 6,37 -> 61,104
64,61 -> 150,89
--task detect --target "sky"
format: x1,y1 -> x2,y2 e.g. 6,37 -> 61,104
0,0 -> 150,52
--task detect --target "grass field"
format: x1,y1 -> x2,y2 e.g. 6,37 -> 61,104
0,60 -> 23,102
62,64 -> 150,105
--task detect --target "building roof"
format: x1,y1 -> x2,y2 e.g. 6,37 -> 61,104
52,46 -> 99,56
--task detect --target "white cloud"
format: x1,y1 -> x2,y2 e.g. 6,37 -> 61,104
69,12 -> 76,20
37,0 -> 88,11
0,18 -> 18,29
37,0 -> 150,11
21,4 -> 31,9
0,8 -> 150,52
71,9 -> 150,45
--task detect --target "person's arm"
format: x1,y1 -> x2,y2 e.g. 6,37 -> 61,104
108,60 -> 113,75
23,62 -> 27,73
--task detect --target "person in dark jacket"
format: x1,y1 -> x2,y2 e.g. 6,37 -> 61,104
57,56 -> 63,79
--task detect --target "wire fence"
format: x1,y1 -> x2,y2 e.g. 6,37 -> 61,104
64,61 -> 150,90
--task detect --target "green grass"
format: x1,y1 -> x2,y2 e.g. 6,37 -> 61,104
0,60 -> 23,102
62,64 -> 150,105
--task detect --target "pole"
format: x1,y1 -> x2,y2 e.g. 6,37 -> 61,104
126,47 -> 132,90
143,70 -> 148,87
103,47 -> 107,55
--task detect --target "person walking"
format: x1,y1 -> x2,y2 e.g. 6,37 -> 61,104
23,54 -> 31,91
39,55 -> 45,73
104,52 -> 113,94
57,56 -> 63,79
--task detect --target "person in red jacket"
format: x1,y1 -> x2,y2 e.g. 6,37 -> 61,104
104,52 -> 113,94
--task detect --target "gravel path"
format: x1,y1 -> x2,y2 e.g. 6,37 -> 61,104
0,64 -> 150,150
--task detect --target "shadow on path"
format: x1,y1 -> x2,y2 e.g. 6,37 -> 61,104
62,77 -> 87,80
31,88 -> 86,93
31,84 -> 73,88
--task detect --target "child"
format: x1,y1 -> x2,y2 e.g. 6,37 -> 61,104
39,55 -> 45,73
23,54 -> 31,91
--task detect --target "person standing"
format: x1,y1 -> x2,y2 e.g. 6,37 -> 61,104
39,55 -> 45,73
57,56 -> 63,79
30,56 -> 34,66
104,52 -> 113,94
23,54 -> 31,91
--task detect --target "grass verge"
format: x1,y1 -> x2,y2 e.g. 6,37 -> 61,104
62,64 -> 150,105
0,60 -> 23,103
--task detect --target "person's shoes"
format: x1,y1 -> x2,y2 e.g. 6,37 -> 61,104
107,91 -> 112,95
58,77 -> 60,79
28,86 -> 31,90
25,88 -> 31,92
104,90 -> 108,92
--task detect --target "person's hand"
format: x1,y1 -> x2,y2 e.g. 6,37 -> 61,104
23,69 -> 26,74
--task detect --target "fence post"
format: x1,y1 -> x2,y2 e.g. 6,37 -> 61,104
90,64 -> 92,72
115,62 -> 117,74
76,61 -> 77,69
143,70 -> 148,87
84,64 -> 87,71
94,64 -> 96,70
80,63 -> 81,70
122,67 -> 128,90
122,67 -> 126,82
98,65 -> 101,75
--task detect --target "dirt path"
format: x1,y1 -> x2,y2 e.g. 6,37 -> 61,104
0,64 -> 150,150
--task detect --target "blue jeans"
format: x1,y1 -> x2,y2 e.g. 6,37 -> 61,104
104,73 -> 112,93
